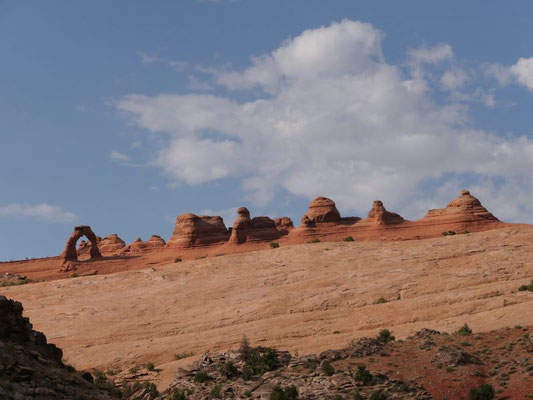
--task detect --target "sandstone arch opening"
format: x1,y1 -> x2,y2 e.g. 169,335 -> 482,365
61,225 -> 102,263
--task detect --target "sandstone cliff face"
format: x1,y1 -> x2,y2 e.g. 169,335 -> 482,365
420,190 -> 498,224
301,196 -> 341,225
0,296 -> 114,399
229,207 -> 289,244
363,200 -> 405,225
167,214 -> 230,248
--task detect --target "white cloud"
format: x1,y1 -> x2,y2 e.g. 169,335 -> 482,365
408,43 -> 453,65
0,203 -> 77,222
488,57 -> 533,92
116,20 -> 533,222
441,68 -> 470,91
109,151 -> 131,162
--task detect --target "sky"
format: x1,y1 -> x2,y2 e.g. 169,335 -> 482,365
1,0 -> 533,260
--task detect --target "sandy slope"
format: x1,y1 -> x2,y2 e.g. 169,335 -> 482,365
2,225 -> 533,389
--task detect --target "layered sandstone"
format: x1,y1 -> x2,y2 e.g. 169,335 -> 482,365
98,234 -> 126,255
229,207 -> 288,244
419,190 -> 498,226
363,200 -> 405,225
301,196 -> 341,225
167,214 -> 230,248
61,225 -> 101,263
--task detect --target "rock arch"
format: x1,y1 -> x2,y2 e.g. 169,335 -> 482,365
61,225 -> 102,262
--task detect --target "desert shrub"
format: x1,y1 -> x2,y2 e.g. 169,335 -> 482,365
442,230 -> 457,236
0,278 -> 31,287
468,383 -> 495,400
333,330 -> 341,334
456,323 -> 473,336
219,361 -> 239,379
144,362 -> 155,371
174,352 -> 194,360
174,258 -> 182,263
369,391 -> 387,400
344,236 -> 354,242
375,297 -> 388,304
210,384 -> 222,398
376,329 -> 395,343
518,279 -> 533,292
269,385 -> 298,400
70,272 -> 78,278
241,365 -> 254,381
172,389 -> 190,400
321,361 -> 335,376
193,370 -> 209,383
128,366 -> 139,374
142,382 -> 159,396
354,364 -> 372,385
308,238 -> 321,243
243,347 -> 280,376
270,242 -> 280,248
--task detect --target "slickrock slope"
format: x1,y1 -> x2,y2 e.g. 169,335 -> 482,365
0,296 -> 114,399
2,225 -> 533,395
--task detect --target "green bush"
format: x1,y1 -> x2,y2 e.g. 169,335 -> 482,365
376,329 -> 395,343
456,323 -> 473,336
193,370 -> 209,383
128,366 -> 139,374
518,279 -> 533,292
441,230 -> 457,236
219,361 -> 239,379
269,385 -> 298,400
174,352 -> 194,360
369,390 -> 387,400
0,278 -> 31,287
468,383 -> 495,400
375,297 -> 388,304
142,382 -> 158,396
210,384 -> 222,399
270,242 -> 280,248
354,364 -> 372,385
144,362 -> 155,371
243,347 -> 280,376
174,258 -> 182,263
344,236 -> 354,242
321,361 -> 335,376
172,389 -> 190,400
308,238 -> 321,243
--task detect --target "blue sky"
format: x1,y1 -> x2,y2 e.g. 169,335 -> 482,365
1,0 -> 533,260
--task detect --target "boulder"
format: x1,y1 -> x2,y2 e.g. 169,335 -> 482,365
167,213 -> 230,248
364,200 -> 404,225
301,196 -> 341,225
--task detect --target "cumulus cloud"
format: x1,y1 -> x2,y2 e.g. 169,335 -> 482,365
488,57 -> 533,92
0,203 -> 77,222
116,20 -> 533,222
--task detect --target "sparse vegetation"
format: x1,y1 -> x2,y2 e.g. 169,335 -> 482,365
468,383 -> 495,400
376,329 -> 395,343
172,388 -> 190,400
193,370 -> 209,383
269,385 -> 298,400
144,362 -> 155,371
456,323 -> 473,336
142,382 -> 159,396
308,238 -> 321,243
442,230 -> 457,236
128,366 -> 139,374
219,361 -> 239,379
354,364 -> 372,385
344,236 -> 354,242
0,278 -> 31,287
210,384 -> 222,398
174,351 -> 194,360
174,258 -> 182,263
375,297 -> 388,304
333,330 -> 341,334
518,279 -> 533,292
70,272 -> 78,278
270,241 -> 280,248
321,361 -> 335,376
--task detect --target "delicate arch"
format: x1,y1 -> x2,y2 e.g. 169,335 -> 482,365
61,225 -> 102,262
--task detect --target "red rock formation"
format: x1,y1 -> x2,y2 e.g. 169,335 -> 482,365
147,235 -> 166,248
301,196 -> 341,225
61,226 -> 102,262
98,234 -> 126,254
167,214 -> 230,248
420,190 -> 498,225
229,208 -> 290,244
363,200 -> 404,225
